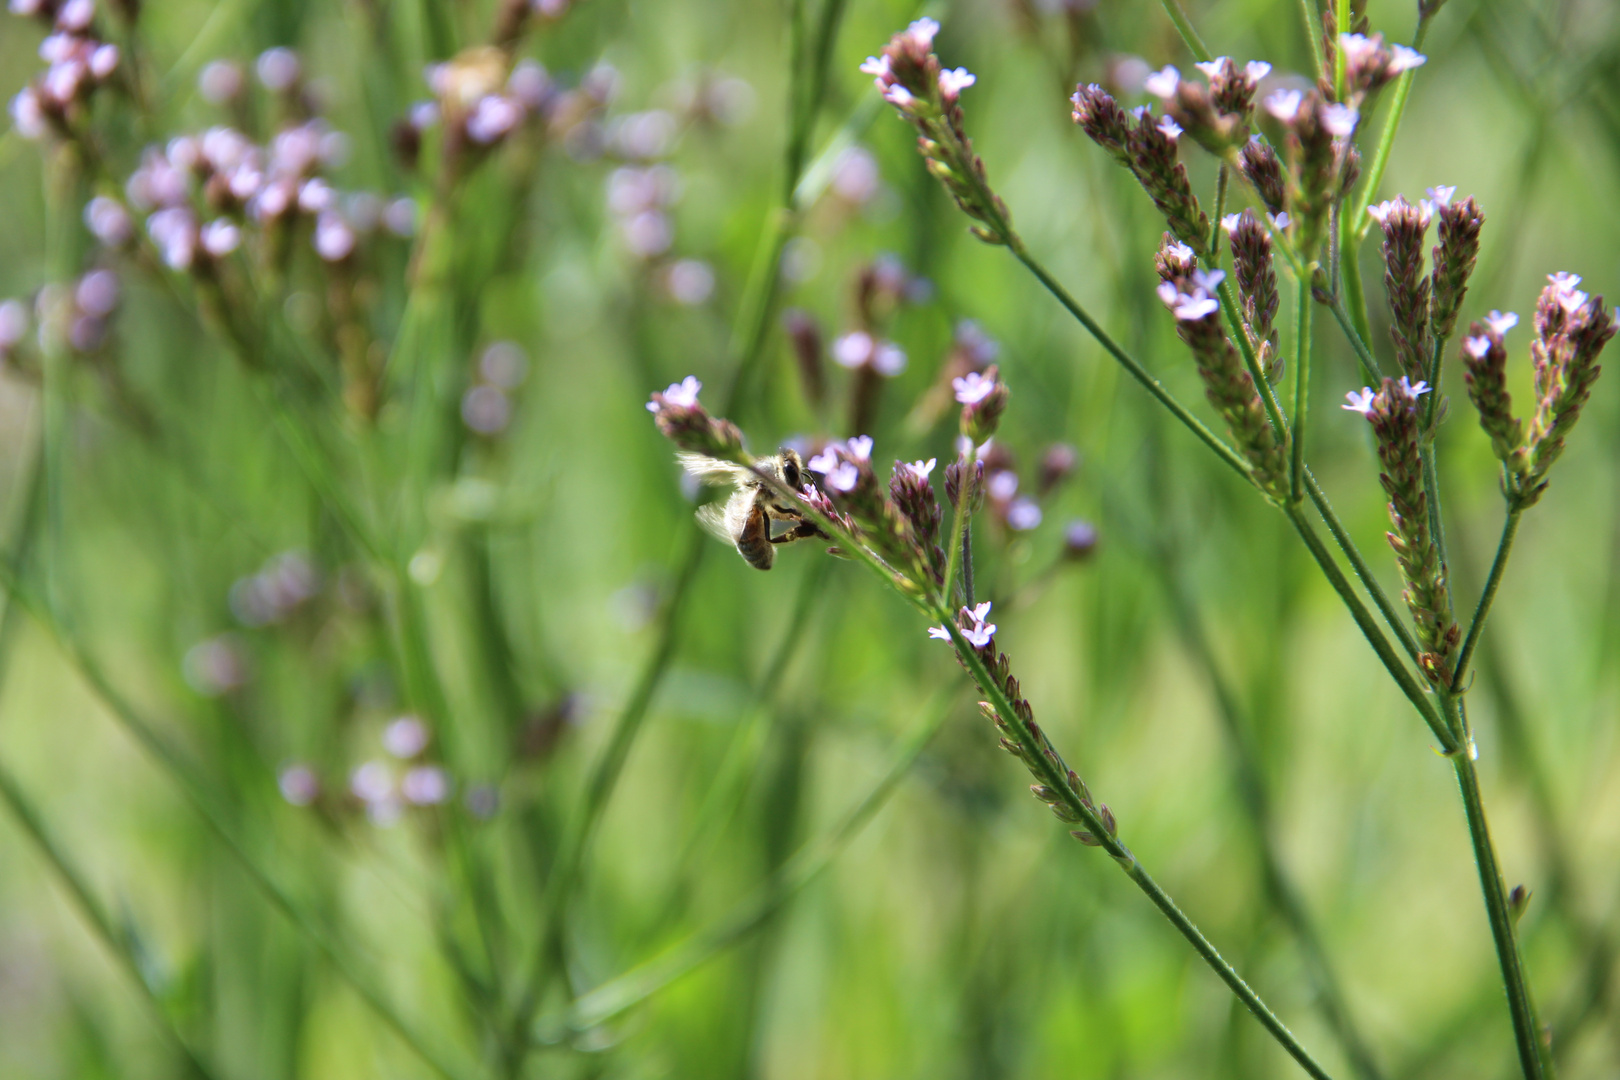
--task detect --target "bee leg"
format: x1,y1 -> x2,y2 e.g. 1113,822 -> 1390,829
768,520 -> 824,545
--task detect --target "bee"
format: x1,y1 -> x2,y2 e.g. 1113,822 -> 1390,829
678,448 -> 829,570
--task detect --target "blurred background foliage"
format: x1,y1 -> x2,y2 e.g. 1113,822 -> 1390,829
0,0 -> 1618,1077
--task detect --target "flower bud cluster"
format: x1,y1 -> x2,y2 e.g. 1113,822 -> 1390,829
1262,89 -> 1358,260
7,0 -> 121,142
1236,136 -> 1287,216
1071,84 -> 1207,251
928,604 -> 1118,844
809,436 -> 934,590
0,270 -> 122,373
862,19 -> 1011,245
1460,311 -> 1523,470
1224,210 -> 1283,382
1427,186 -> 1484,342
953,364 -> 1008,443
1519,275 -> 1615,502
606,164 -> 681,260
1156,255 -> 1288,494
120,101 -> 414,273
1143,58 -> 1270,157
645,377 -> 745,459
462,341 -> 530,437
1369,195 -> 1434,383
425,48 -> 554,153
1343,376 -> 1458,681
889,457 -> 945,580
281,715 -> 472,826
1331,33 -> 1426,106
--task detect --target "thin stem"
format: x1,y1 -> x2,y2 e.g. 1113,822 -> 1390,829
961,522 -> 975,608
1160,0 -> 1213,61
1451,740 -> 1548,1080
1304,470 -> 1423,664
1327,292 -> 1388,384
1281,505 -> 1454,749
1007,243 -> 1256,485
1296,0 -> 1328,81
939,612 -> 1334,1080
1352,18 -> 1434,242
545,681 -> 957,1036
942,447 -> 975,606
1291,270 -> 1313,503
1211,163 -> 1229,252
1450,507 -> 1522,693
1156,545 -> 1385,1080
1338,204 -> 1376,355
0,564 -> 477,1080
1333,0 -> 1350,100
0,759 -> 224,1080
1220,277 -> 1292,439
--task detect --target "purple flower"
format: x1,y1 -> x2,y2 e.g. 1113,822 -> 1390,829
1244,60 -> 1272,82
1220,213 -> 1242,233
1388,45 -> 1426,73
807,444 -> 841,475
967,601 -> 992,623
902,16 -> 939,50
1006,497 -> 1042,531
825,462 -> 860,492
1156,115 -> 1184,141
1194,58 -> 1229,80
1143,65 -> 1180,98
1463,336 -> 1492,359
467,94 -> 523,144
1321,103 -> 1359,136
987,470 -> 1018,501
1485,310 -> 1518,336
1170,291 -> 1219,321
872,341 -> 906,376
938,67 -> 975,98
647,375 -> 701,412
1397,376 -> 1430,399
846,434 -> 874,461
900,458 -> 936,481
1192,268 -> 1225,293
833,330 -> 874,368
963,620 -> 996,648
1342,387 -> 1377,414
859,55 -> 891,79
1426,184 -> 1456,207
1548,271 -> 1582,293
953,370 -> 997,404
1263,89 -> 1302,121
927,624 -> 952,641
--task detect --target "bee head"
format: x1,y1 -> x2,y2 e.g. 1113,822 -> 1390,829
778,447 -> 803,490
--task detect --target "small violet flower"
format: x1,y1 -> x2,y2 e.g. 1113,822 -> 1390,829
1342,387 -> 1377,414
938,67 -> 975,98
953,370 -> 997,404
647,375 -> 701,412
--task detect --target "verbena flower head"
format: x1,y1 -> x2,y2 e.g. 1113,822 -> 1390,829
956,365 -> 1009,441
864,19 -> 1010,244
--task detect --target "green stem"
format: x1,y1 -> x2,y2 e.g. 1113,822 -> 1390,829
939,612 -> 1334,1080
1008,243 -> 1256,485
1156,546 -> 1385,1080
1450,507 -> 1522,694
1451,739 -> 1548,1080
1297,0 -> 1328,81
1291,270 -> 1313,503
1159,0 -> 1212,61
1333,0 -> 1350,100
1327,293 -> 1387,384
1303,470 -> 1423,664
1220,277 -> 1291,439
941,446 -> 976,606
545,681 -> 957,1036
1352,18 -> 1434,242
0,564 -> 477,1080
1281,505 -> 1453,749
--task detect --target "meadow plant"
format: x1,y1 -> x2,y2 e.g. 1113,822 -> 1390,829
1,0 -> 1618,1078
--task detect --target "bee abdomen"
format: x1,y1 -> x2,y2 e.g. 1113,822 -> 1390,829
736,502 -> 774,570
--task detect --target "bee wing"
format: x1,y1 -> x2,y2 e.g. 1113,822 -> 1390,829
695,501 -> 740,546
677,452 -> 752,486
